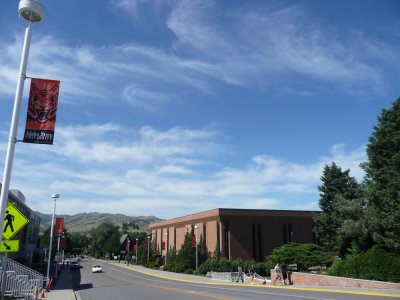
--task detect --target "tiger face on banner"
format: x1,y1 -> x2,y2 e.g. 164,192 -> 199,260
23,78 -> 60,145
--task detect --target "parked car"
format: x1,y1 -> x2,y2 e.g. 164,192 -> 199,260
70,260 -> 80,269
92,265 -> 102,273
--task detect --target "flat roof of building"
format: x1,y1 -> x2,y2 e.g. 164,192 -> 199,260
149,208 -> 318,229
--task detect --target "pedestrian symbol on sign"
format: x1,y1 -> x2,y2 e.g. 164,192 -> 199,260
2,203 -> 29,241
3,210 -> 15,234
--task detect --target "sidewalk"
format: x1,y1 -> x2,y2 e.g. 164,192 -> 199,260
44,267 -> 78,300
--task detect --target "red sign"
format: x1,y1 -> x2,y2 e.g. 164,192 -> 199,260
23,78 -> 60,144
54,217 -> 64,234
192,235 -> 196,247
60,236 -> 67,250
161,242 -> 165,250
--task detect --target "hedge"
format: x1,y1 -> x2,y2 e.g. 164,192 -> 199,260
329,245 -> 400,283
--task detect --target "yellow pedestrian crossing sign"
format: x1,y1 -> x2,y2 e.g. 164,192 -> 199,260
0,240 -> 19,253
2,203 -> 29,240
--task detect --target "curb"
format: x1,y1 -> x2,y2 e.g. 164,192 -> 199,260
109,262 -> 400,298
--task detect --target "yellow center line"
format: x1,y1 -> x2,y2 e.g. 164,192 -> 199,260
109,262 -> 400,298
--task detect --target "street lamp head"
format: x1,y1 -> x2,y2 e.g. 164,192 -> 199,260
51,194 -> 59,199
19,0 -> 45,23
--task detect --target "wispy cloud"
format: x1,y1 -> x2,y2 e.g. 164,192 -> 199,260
1,123 -> 366,218
1,0 -> 393,112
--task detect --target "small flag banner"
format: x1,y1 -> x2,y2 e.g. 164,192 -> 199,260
23,78 -> 60,144
55,217 -> 64,234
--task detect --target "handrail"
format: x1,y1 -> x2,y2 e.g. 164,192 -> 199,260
0,255 -> 44,300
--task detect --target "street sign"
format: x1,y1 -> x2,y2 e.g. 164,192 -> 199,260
2,203 -> 29,240
0,240 -> 20,253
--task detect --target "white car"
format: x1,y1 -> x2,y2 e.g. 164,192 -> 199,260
92,265 -> 102,273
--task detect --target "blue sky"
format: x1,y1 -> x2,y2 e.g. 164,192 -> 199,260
0,0 -> 399,219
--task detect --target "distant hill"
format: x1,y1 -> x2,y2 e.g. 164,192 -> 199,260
35,212 -> 163,233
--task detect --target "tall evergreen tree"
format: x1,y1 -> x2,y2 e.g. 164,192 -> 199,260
176,228 -> 196,269
362,97 -> 400,252
314,162 -> 362,253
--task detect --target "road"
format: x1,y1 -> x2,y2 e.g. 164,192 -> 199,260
72,260 -> 399,300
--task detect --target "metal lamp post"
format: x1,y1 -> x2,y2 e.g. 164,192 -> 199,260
46,194 -> 59,287
194,225 -> 198,272
147,235 -> 150,263
127,238 -> 130,265
0,0 -> 45,247
135,238 -> 138,265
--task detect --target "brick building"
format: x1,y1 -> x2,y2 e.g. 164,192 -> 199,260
149,208 -> 317,262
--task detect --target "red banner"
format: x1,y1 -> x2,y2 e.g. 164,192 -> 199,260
54,217 -> 64,234
161,242 -> 165,250
60,236 -> 67,250
192,235 -> 196,247
23,78 -> 60,144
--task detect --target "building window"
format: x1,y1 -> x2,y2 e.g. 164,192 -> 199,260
288,224 -> 293,242
251,224 -> 256,260
217,222 -> 220,253
283,224 -> 287,244
257,224 -> 262,261
203,224 -> 207,247
174,227 -> 177,247
224,224 -> 229,259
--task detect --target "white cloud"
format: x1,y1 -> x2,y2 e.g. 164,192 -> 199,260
2,123 -> 367,218
1,0 -> 392,113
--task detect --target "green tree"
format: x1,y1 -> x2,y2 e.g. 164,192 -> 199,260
362,97 -> 400,252
122,222 -> 139,234
166,246 -> 177,265
313,162 -> 362,253
90,223 -> 120,258
266,243 -> 333,272
176,229 -> 195,269
213,239 -> 221,260
197,234 -> 209,267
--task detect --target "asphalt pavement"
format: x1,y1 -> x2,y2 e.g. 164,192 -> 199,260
45,259 -> 400,299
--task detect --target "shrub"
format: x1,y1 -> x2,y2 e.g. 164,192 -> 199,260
164,262 -> 185,273
145,262 -> 159,269
197,258 -> 269,277
198,258 -> 219,274
329,245 -> 400,283
266,243 -> 334,272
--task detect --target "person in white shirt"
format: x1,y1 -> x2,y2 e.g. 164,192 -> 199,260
273,262 -> 285,285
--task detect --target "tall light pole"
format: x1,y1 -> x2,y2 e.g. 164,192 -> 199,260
46,194 -> 58,287
55,233 -> 61,278
0,0 -> 45,247
194,225 -> 198,272
147,235 -> 150,263
135,238 -> 138,265
127,237 -> 130,265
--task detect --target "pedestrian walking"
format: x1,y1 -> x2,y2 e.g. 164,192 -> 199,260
273,262 -> 285,285
249,265 -> 255,284
281,262 -> 290,285
236,265 -> 244,282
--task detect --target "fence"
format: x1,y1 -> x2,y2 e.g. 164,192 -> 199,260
210,271 -> 267,285
0,255 -> 44,300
